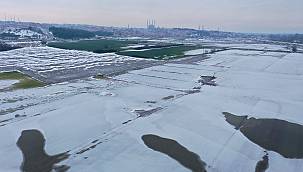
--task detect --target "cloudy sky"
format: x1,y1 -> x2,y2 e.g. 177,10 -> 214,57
1,0 -> 303,33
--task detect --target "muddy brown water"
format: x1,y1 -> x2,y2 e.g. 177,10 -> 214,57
17,129 -> 70,172
223,112 -> 303,159
142,134 -> 207,172
255,152 -> 269,172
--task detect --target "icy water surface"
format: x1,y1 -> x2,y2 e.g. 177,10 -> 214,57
223,112 -> 303,159
17,130 -> 70,172
142,134 -> 207,172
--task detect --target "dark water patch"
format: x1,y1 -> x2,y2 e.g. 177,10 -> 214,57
142,134 -> 207,172
76,141 -> 102,155
76,148 -> 91,155
89,145 -> 97,149
198,76 -> 217,86
255,152 -> 269,172
17,129 -> 70,172
162,95 -> 175,100
0,118 -> 13,123
222,112 -> 248,130
193,86 -> 201,90
145,101 -> 157,104
91,139 -> 99,144
134,107 -> 163,117
223,112 -> 303,159
183,89 -> 201,94
15,114 -> 27,118
122,119 -> 132,125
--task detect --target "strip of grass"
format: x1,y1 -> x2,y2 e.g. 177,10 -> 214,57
48,39 -> 140,53
0,71 -> 45,90
117,46 -> 200,60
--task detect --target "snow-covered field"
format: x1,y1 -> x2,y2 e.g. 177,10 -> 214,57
184,48 -> 213,56
0,48 -> 303,172
1,28 -> 43,38
0,47 -> 157,83
213,43 -> 290,52
0,47 -> 140,72
0,80 -> 18,90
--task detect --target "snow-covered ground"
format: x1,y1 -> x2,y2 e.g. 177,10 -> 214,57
121,45 -> 146,49
0,47 -> 157,83
184,48 -> 213,56
0,49 -> 303,172
1,28 -> 44,38
213,43 -> 290,52
0,80 -> 18,90
0,47 -> 140,72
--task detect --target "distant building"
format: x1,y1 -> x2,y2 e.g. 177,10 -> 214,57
147,20 -> 156,30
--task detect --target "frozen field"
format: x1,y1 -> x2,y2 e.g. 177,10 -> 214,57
0,48 -> 303,172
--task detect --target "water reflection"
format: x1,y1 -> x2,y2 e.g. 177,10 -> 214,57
17,129 -> 70,172
223,112 -> 303,159
142,134 -> 207,172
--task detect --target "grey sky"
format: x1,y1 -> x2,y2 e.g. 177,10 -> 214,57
1,0 -> 303,33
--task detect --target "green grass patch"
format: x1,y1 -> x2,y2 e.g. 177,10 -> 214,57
117,46 -> 200,60
48,39 -> 140,53
48,39 -> 201,60
49,27 -> 95,39
0,71 -> 45,90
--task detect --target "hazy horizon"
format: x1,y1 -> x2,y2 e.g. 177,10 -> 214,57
1,0 -> 303,33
